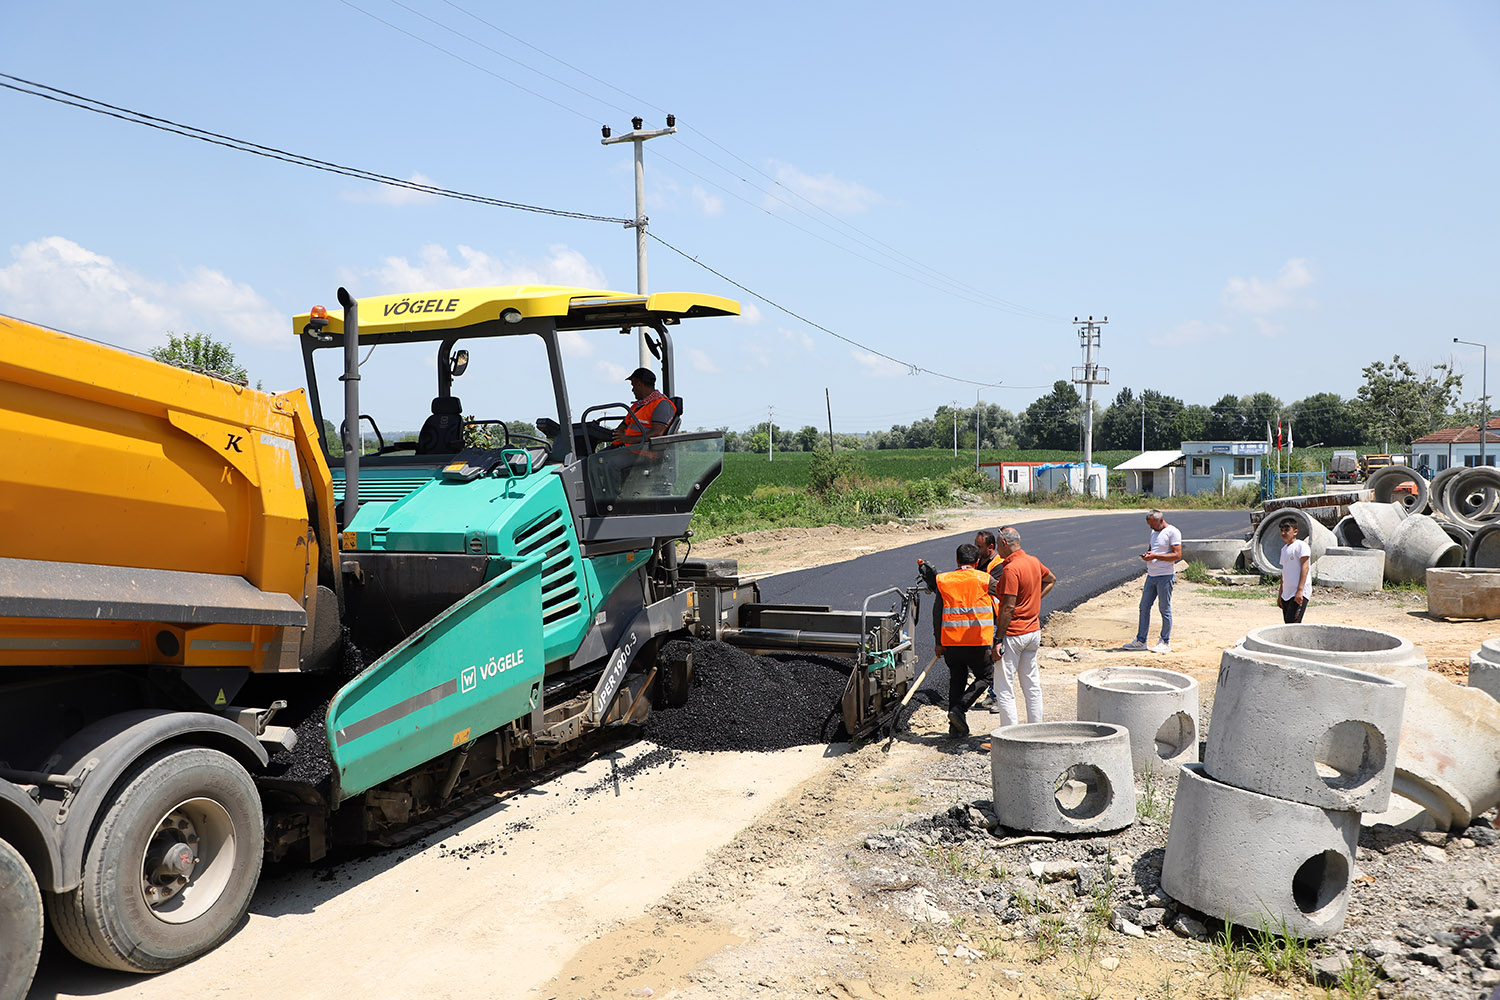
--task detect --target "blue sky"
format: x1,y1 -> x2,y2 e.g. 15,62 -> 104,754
2,2 -> 1496,436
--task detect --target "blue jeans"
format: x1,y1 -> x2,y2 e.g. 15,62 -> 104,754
1137,573 -> 1174,644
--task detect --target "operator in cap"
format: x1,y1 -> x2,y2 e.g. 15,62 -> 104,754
593,366 -> 679,498
612,367 -> 678,453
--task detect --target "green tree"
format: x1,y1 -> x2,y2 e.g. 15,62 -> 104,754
1204,394 -> 1245,440
1096,387 -> 1138,450
1016,380 -> 1082,449
1287,392 -> 1358,447
150,331 -> 248,385
1140,390 -> 1187,449
1240,392 -> 1282,442
795,425 -> 820,452
1172,403 -> 1210,444
1353,355 -> 1463,449
976,403 -> 1017,449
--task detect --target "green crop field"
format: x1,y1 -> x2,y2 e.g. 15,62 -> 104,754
705,448 -> 1138,499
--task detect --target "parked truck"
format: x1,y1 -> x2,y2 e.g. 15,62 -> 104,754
0,286 -> 918,997
1328,450 -> 1359,484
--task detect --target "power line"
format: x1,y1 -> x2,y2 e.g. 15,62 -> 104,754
349,1 -> 1066,323
0,73 -> 628,224
647,231 -> 1049,390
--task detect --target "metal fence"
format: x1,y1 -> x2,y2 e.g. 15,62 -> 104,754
1260,469 -> 1328,501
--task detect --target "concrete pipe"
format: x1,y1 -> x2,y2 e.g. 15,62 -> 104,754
1442,467 -> 1500,531
989,722 -> 1136,835
1467,522 -> 1500,569
1356,664 -> 1500,830
1468,638 -> 1500,703
1364,465 -> 1430,514
1180,539 -> 1246,570
1429,466 -> 1465,521
1237,623 -> 1428,671
1076,667 -> 1200,775
1263,490 -> 1371,513
1249,508 -> 1335,576
1332,515 -> 1363,548
1382,513 -> 1463,583
1427,567 -> 1500,619
1203,648 -> 1405,812
1347,501 -> 1407,551
1437,519 -> 1474,557
1161,764 -> 1360,939
1312,546 -> 1384,593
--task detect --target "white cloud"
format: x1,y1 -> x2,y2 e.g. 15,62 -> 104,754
768,161 -> 883,214
851,349 -> 908,377
597,359 -> 629,382
783,327 -> 814,351
373,243 -> 607,291
687,347 -> 721,374
0,236 -> 284,349
1148,319 -> 1233,347
691,186 -> 724,217
733,302 -> 764,325
341,172 -> 439,206
1223,258 -> 1314,314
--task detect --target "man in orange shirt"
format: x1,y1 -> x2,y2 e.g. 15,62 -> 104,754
987,526 -> 1056,727
973,530 -> 1003,711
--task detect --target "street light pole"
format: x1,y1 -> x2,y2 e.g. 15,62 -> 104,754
602,115 -> 677,369
1456,338 -> 1489,465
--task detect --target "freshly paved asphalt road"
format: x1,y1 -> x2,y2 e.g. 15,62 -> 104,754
757,510 -> 1249,708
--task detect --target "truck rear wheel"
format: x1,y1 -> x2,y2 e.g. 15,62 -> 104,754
0,837 -> 43,1000
49,747 -> 263,973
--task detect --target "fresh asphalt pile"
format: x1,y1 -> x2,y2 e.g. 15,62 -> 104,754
646,639 -> 853,752
262,629 -> 369,786
261,634 -> 854,792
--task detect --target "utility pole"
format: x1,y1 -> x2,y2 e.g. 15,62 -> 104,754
952,400 -> 959,458
975,389 -> 982,473
768,405 -> 775,463
1140,395 -> 1146,452
826,388 -> 835,453
1072,316 -> 1110,497
602,114 -> 677,369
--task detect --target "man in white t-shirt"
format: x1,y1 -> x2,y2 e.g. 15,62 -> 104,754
1123,509 -> 1181,654
1277,517 -> 1312,623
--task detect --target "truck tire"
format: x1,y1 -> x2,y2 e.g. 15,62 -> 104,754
0,837 -> 44,1000
48,747 -> 263,973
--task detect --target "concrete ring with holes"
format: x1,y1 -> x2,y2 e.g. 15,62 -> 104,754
1470,638 -> 1500,703
1162,763 -> 1360,939
1075,666 -> 1199,776
989,721 -> 1135,835
1204,648 -> 1406,812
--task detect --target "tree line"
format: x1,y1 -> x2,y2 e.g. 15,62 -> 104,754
721,355 -> 1475,453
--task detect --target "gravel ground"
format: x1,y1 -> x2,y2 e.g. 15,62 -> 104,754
853,749 -> 1500,1000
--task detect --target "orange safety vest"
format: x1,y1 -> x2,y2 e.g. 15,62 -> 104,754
618,390 -> 678,455
982,552 -> 1005,617
936,568 -> 995,646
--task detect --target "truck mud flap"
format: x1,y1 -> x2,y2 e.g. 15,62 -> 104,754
327,553 -> 546,801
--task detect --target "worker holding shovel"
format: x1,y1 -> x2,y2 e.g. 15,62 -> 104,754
919,544 -> 995,738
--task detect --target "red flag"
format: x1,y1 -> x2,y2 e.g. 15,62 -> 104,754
1276,418 -> 1282,450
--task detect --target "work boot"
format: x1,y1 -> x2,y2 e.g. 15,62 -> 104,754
976,692 -> 998,710
947,710 -> 970,738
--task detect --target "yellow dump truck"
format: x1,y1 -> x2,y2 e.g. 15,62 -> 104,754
0,313 -> 341,997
